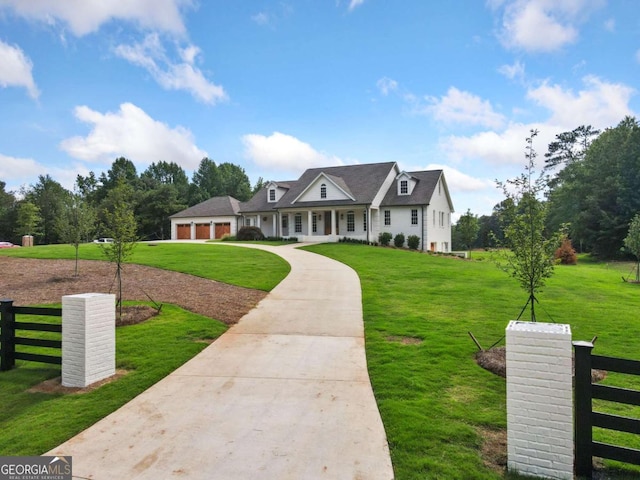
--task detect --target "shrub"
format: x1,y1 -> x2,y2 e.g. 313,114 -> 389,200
555,237 -> 577,265
220,235 -> 236,242
378,232 -> 393,246
237,226 -> 265,241
394,233 -> 405,248
407,235 -> 420,250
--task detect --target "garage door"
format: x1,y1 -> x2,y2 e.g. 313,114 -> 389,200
215,223 -> 231,239
177,224 -> 190,240
195,223 -> 210,239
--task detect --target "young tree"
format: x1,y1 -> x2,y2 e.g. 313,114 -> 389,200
100,180 -> 138,318
623,213 -> 640,282
494,130 -> 564,322
456,209 -> 479,256
56,193 -> 97,276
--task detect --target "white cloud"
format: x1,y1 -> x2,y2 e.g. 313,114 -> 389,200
498,60 -> 525,82
0,0 -> 190,36
493,0 -> 604,52
0,40 -> 39,99
420,87 -> 506,129
348,0 -> 366,11
526,75 -> 635,129
60,103 -> 207,169
604,18 -> 615,32
423,164 -> 492,193
242,132 -> 344,174
636,49 -> 640,64
114,34 -> 227,104
376,77 -> 398,96
0,153 -> 42,185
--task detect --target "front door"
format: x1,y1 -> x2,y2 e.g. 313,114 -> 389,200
324,211 -> 331,235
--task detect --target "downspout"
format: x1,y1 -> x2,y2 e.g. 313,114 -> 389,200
422,205 -> 427,252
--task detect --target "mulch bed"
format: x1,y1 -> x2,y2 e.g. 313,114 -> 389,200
0,257 -> 267,326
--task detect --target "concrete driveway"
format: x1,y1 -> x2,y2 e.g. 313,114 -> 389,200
47,243 -> 394,479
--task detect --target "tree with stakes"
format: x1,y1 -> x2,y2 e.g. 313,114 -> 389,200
494,130 -> 564,322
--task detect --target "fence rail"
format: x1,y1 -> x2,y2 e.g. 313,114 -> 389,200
574,342 -> 640,478
0,299 -> 62,371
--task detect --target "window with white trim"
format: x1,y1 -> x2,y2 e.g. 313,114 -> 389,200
400,180 -> 408,195
269,189 -> 276,202
363,211 -> 367,232
245,218 -> 251,226
411,209 -> 418,225
312,214 -> 317,233
320,184 -> 327,199
294,214 -> 302,233
282,215 -> 288,229
347,211 -> 355,232
384,210 -> 391,226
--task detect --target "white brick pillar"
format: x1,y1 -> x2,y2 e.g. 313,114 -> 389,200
506,321 -> 573,480
62,293 -> 116,388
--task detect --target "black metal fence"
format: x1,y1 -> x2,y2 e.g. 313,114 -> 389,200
0,299 -> 62,371
574,341 -> 640,478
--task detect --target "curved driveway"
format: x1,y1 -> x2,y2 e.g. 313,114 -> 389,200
48,243 -> 393,479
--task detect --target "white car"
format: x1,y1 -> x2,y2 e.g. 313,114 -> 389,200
93,237 -> 114,244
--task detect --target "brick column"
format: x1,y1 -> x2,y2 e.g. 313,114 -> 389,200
62,293 -> 116,388
506,321 -> 573,480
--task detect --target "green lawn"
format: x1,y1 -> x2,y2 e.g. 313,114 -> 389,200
3,242 -> 640,477
0,304 -> 227,455
303,244 -> 640,479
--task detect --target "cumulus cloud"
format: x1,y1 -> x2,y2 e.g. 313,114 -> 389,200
423,164 -> 492,193
114,34 -> 227,104
60,102 -> 207,169
527,75 -> 635,129
0,153 -> 43,184
242,132 -> 344,174
376,77 -> 398,96
0,0 -> 190,36
492,0 -> 604,52
0,40 -> 39,99
420,87 -> 506,129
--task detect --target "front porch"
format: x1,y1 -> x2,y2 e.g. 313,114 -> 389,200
243,207 -> 375,242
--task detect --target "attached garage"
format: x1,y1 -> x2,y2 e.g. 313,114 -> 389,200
215,223 -> 231,239
170,196 -> 242,241
195,223 -> 211,240
177,224 -> 191,240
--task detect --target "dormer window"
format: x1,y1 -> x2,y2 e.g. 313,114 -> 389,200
400,180 -> 408,195
320,184 -> 327,199
269,189 -> 276,202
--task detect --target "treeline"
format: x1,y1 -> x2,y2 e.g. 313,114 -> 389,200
0,157 -> 265,244
452,116 -> 640,259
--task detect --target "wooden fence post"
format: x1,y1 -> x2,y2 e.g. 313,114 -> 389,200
574,340 -> 595,479
0,299 -> 15,371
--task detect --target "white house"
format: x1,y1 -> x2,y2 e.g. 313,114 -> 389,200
170,162 -> 454,251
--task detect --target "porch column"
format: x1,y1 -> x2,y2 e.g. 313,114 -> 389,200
256,215 -> 261,228
307,210 -> 313,236
273,214 -> 277,237
190,222 -> 195,240
331,210 -> 336,236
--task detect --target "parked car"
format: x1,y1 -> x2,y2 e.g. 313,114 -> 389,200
0,241 -> 19,248
93,238 -> 114,244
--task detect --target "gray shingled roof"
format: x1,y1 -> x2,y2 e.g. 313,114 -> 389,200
380,170 -> 443,207
170,196 -> 241,218
239,181 -> 294,213
274,162 -> 397,209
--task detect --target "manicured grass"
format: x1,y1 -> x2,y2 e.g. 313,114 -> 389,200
303,244 -> 640,479
0,304 -> 227,456
0,242 -> 290,291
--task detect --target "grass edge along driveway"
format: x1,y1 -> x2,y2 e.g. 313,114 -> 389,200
303,243 -> 640,480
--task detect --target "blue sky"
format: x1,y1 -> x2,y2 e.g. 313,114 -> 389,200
1,0 -> 638,219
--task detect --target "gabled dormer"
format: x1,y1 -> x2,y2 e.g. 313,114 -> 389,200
396,171 -> 417,196
266,181 -> 287,203
292,172 -> 355,204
